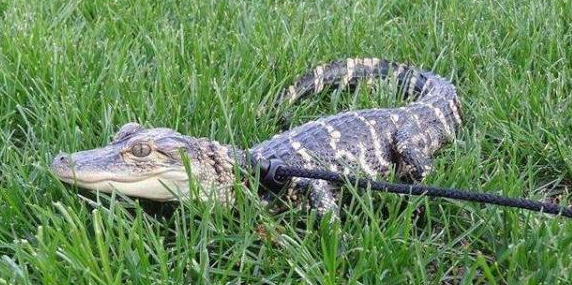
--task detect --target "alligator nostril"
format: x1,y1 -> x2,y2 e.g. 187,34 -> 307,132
54,153 -> 71,165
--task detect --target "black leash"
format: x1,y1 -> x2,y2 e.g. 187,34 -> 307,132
254,158 -> 572,218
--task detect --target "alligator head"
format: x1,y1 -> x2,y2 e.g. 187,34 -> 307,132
51,122 -> 242,202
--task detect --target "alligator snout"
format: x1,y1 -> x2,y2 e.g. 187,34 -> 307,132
51,152 -> 75,180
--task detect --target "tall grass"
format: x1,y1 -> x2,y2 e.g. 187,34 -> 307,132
1,0 -> 572,283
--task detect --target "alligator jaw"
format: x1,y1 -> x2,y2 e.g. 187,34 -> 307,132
54,175 -> 189,201
51,152 -> 190,200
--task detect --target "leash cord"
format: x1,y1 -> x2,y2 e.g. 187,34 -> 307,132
255,158 -> 572,218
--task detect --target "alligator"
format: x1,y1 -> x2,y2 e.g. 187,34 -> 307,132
51,58 -> 462,216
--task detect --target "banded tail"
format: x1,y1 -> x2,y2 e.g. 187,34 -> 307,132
274,57 -> 455,108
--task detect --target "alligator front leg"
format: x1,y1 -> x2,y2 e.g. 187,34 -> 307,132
308,179 -> 340,218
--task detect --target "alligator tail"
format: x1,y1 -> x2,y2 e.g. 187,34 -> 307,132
274,58 -> 438,108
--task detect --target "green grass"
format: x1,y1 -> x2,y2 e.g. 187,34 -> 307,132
1,0 -> 572,283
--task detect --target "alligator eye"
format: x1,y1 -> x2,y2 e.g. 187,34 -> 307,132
131,143 -> 152,157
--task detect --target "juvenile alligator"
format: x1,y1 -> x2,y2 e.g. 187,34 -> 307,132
52,58 -> 462,215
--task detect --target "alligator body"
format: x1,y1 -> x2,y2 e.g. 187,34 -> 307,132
52,58 -> 461,215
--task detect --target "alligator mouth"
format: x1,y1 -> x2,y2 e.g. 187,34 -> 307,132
52,168 -> 188,184
52,168 -> 190,201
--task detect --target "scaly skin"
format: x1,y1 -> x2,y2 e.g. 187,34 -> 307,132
52,58 -> 461,215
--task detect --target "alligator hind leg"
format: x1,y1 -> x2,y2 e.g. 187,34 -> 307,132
394,126 -> 433,181
308,179 -> 340,219
397,146 -> 432,181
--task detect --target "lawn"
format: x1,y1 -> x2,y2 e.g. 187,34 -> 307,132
1,0 -> 572,284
